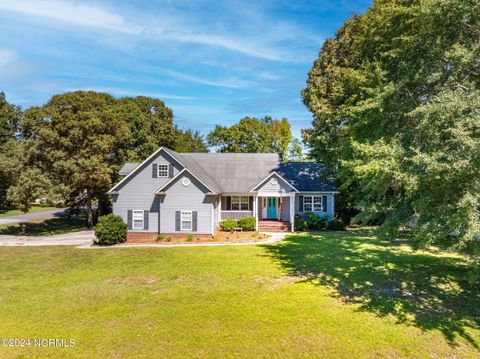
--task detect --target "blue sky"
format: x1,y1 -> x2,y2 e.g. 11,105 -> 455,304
0,0 -> 370,138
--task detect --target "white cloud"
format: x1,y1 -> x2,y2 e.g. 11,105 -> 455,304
0,0 -> 139,34
0,0 -> 304,62
0,49 -> 16,69
67,86 -> 196,100
159,68 -> 253,89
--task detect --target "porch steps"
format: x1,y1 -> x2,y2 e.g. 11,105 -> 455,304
258,220 -> 291,232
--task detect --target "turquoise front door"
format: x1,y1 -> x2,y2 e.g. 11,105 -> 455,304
267,197 -> 278,219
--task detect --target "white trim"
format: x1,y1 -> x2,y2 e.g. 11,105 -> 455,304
108,147 -> 185,194
180,210 -> 192,231
157,164 -> 169,177
155,168 -> 216,194
250,172 -> 299,192
290,193 -> 295,232
302,195 -> 324,212
132,210 -> 144,230
298,191 -> 339,194
231,195 -> 250,211
211,201 -> 214,235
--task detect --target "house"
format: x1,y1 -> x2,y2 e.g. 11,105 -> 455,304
108,147 -> 337,239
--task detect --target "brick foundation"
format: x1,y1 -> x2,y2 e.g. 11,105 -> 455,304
126,232 -> 214,244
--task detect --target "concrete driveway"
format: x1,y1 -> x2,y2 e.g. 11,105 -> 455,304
0,231 -> 94,246
0,209 -> 65,225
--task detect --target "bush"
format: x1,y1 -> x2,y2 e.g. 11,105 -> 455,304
294,215 -> 308,231
327,218 -> 346,231
238,216 -> 256,231
220,219 -> 238,232
306,212 -> 327,230
94,214 -> 127,245
186,234 -> 193,242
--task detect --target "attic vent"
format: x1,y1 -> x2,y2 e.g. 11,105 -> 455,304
270,178 -> 278,185
182,177 -> 191,187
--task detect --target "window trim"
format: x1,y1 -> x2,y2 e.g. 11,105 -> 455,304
157,164 -> 169,178
132,210 -> 144,229
180,210 -> 193,231
230,196 -> 250,211
303,195 -> 323,212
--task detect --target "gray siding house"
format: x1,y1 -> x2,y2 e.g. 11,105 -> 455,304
108,147 -> 337,235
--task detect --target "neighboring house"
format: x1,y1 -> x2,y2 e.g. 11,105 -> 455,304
108,147 -> 337,237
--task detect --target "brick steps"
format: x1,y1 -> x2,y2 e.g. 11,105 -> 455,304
258,220 -> 291,232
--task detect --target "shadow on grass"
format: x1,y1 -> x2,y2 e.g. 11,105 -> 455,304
0,214 -> 86,236
262,230 -> 480,348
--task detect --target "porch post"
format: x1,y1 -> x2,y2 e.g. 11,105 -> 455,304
290,193 -> 295,232
254,195 -> 258,231
219,195 -> 222,221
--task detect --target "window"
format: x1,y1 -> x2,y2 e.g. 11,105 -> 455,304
181,211 -> 192,231
133,210 -> 144,229
231,196 -> 249,211
303,196 -> 323,212
158,164 -> 169,177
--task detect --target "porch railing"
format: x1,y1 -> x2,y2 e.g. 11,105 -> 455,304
220,211 -> 253,220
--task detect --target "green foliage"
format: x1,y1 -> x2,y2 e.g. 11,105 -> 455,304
6,168 -> 52,212
186,234 -> 194,242
238,216 -> 256,231
220,219 -> 238,232
94,214 -> 127,245
327,218 -> 346,231
174,129 -> 208,153
207,116 -> 291,159
306,212 -> 327,230
156,234 -> 165,242
302,0 -> 480,254
287,137 -> 304,161
294,215 -> 308,231
0,92 -> 20,146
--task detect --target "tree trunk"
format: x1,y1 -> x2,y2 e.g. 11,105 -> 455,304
86,188 -> 93,229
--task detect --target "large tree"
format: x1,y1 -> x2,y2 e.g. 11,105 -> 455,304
302,0 -> 480,254
21,91 -> 130,228
208,116 -> 291,158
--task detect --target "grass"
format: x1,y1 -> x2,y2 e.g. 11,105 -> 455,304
0,228 -> 479,358
0,215 -> 86,236
0,205 -> 60,218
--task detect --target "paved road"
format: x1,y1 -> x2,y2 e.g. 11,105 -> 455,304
0,209 -> 65,225
0,230 -> 94,246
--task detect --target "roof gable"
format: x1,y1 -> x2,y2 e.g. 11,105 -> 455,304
111,148 -> 337,194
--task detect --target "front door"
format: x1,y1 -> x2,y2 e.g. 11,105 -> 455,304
267,197 -> 278,219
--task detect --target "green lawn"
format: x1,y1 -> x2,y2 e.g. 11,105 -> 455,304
0,205 -> 60,218
0,216 -> 86,236
0,229 -> 478,358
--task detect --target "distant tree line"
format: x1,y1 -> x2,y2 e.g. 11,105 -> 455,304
0,90 -> 302,228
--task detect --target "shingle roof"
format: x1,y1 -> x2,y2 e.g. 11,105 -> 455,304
118,150 -> 337,193
119,163 -> 139,176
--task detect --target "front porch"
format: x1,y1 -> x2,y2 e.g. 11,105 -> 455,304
219,194 -> 295,232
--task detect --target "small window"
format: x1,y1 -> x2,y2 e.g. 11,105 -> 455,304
181,211 -> 192,231
158,164 -> 169,177
303,196 -> 323,212
303,196 -> 313,212
231,196 -> 249,211
133,210 -> 144,229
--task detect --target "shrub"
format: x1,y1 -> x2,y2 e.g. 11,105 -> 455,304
294,215 -> 308,231
220,219 -> 238,232
186,234 -> 193,242
94,214 -> 127,245
306,212 -> 327,230
327,218 -> 346,231
156,234 -> 165,242
238,216 -> 256,231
